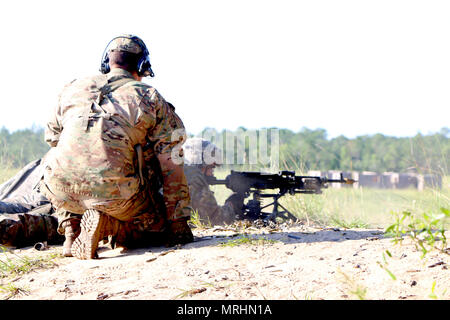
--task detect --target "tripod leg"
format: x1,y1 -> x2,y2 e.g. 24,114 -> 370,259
277,203 -> 298,221
261,200 -> 278,222
261,195 -> 298,222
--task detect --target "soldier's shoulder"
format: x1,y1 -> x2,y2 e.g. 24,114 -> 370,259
60,74 -> 105,94
64,75 -> 155,97
118,80 -> 158,99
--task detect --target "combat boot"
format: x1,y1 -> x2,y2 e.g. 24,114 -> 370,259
166,217 -> 194,247
0,214 -> 24,247
111,211 -> 167,249
61,218 -> 81,257
71,209 -> 120,260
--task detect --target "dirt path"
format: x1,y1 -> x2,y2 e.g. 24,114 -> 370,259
1,222 -> 448,300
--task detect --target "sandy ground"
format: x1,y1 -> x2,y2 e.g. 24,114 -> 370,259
1,221 -> 449,300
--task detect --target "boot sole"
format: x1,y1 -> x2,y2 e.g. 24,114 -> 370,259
62,246 -> 73,257
72,209 -> 104,260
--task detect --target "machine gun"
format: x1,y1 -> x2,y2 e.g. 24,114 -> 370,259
206,170 -> 355,222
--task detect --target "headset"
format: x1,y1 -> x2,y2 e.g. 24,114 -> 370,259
100,35 -> 155,77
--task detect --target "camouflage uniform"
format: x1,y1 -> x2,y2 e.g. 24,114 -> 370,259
41,67 -> 189,222
182,138 -> 242,226
0,205 -> 63,248
39,37 -> 191,254
184,165 -> 237,225
40,68 -> 189,233
0,153 -> 171,249
0,158 -> 63,247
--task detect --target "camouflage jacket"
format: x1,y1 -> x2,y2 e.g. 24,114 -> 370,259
183,166 -> 235,225
44,68 -> 190,221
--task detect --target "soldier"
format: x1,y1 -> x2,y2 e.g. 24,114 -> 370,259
37,34 -> 193,259
0,158 -> 63,247
183,138 -> 245,225
0,139 -> 241,248
0,138 -> 244,247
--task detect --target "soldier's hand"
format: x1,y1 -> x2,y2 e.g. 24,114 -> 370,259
225,192 -> 245,214
166,217 -> 194,247
190,174 -> 209,189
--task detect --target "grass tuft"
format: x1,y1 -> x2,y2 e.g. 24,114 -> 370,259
0,282 -> 29,300
0,246 -> 62,278
336,268 -> 368,300
188,209 -> 212,229
218,235 -> 278,247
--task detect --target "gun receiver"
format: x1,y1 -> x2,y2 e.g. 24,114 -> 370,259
206,170 -> 356,222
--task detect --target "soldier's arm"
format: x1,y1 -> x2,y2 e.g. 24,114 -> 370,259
144,90 -> 191,221
194,189 -> 236,226
188,172 -> 236,226
45,86 -> 68,147
45,109 -> 62,147
156,152 -> 191,221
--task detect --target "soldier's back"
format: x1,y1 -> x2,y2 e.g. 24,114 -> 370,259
45,71 -> 158,201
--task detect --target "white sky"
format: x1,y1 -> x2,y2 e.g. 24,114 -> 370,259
0,0 -> 449,139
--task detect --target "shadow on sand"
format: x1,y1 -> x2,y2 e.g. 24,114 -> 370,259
94,228 -> 389,259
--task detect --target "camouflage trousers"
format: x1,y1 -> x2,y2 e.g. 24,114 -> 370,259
0,206 -> 168,249
111,210 -> 167,248
1,179 -> 169,249
40,179 -> 169,249
0,204 -> 63,248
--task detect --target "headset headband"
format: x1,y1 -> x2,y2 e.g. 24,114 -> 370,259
100,35 -> 154,77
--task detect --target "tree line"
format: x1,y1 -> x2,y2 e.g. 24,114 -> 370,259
0,126 -> 448,175
197,127 -> 449,175
0,127 -> 49,168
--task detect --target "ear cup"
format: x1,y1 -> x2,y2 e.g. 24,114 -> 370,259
100,52 -> 110,74
131,36 -> 154,77
137,54 -> 154,77
99,40 -> 112,74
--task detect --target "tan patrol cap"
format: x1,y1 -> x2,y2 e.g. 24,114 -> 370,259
107,34 -> 143,54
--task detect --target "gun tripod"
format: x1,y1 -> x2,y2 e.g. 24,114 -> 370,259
241,190 -> 298,222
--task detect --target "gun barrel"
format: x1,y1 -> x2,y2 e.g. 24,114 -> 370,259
324,178 -> 356,185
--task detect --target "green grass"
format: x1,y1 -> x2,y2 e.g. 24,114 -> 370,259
280,183 -> 449,228
336,268 -> 368,300
188,209 -> 212,229
218,235 -> 279,247
0,282 -> 29,300
0,246 -> 62,278
0,246 -> 62,299
386,208 -> 449,258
